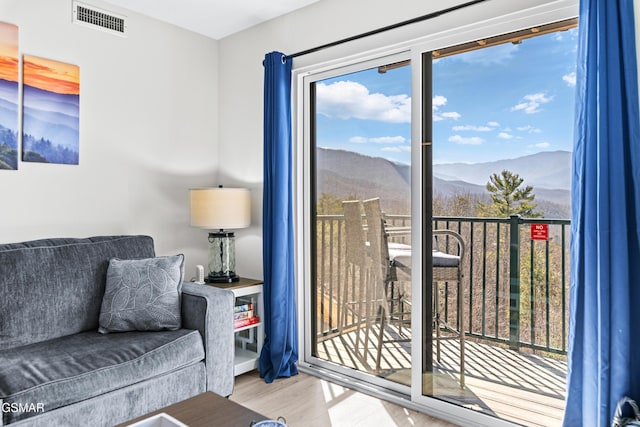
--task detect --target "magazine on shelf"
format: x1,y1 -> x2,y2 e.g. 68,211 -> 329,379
234,302 -> 253,313
234,316 -> 259,329
233,309 -> 254,321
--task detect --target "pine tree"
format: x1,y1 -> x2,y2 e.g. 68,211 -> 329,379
479,169 -> 543,218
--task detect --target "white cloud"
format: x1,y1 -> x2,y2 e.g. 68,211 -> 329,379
350,136 -> 406,144
448,135 -> 484,145
432,95 -> 447,109
487,121 -> 500,127
533,142 -> 551,148
452,125 -> 492,132
382,146 -> 411,152
517,125 -> 542,133
441,112 -> 461,120
563,71 -> 576,87
370,136 -> 406,144
498,132 -> 514,140
432,95 -> 461,122
511,93 -> 553,114
316,80 -> 411,123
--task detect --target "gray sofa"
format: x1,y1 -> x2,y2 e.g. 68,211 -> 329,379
0,235 -> 235,426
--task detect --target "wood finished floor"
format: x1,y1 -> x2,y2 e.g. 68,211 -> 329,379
230,370 -> 459,427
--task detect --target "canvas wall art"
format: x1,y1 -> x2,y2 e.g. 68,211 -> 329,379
0,22 -> 19,170
22,55 -> 79,165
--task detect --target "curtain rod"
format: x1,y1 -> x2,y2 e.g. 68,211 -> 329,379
287,0 -> 489,60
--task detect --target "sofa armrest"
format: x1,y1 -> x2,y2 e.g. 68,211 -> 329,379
181,282 -> 235,397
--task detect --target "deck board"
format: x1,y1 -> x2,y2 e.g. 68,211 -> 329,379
316,327 -> 566,426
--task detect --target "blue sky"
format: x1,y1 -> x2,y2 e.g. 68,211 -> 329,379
315,27 -> 578,165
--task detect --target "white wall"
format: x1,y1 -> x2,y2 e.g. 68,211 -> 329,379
1,0 -> 219,276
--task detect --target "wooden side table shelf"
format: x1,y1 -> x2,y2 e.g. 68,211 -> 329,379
205,278 -> 264,376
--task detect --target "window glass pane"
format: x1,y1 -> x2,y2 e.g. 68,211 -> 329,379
312,63 -> 413,386
304,19 -> 576,427
426,25 -> 576,426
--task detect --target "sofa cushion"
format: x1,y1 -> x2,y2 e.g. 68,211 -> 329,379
0,329 -> 204,425
98,255 -> 184,333
0,236 -> 156,350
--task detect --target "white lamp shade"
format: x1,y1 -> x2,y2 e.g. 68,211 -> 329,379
190,188 -> 251,230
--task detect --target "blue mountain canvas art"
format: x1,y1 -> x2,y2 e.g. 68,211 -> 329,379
0,23 -> 19,170
22,55 -> 79,165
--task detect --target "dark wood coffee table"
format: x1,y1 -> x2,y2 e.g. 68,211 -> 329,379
117,392 -> 268,426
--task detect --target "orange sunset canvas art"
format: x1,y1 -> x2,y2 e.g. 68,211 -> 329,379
22,55 -> 79,164
0,22 -> 19,170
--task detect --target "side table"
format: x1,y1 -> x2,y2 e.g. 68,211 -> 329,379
205,278 -> 264,376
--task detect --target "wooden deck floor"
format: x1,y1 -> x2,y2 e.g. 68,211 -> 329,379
316,326 -> 567,426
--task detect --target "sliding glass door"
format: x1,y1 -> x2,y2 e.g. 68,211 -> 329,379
306,53 -> 415,390
415,21 -> 576,426
300,16 -> 576,427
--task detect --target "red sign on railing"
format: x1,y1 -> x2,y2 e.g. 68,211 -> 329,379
530,223 -> 549,240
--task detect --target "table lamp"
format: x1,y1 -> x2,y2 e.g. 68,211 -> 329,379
189,186 -> 251,283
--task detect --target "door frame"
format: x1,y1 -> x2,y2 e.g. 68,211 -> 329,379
291,2 -> 578,425
295,50 -> 414,395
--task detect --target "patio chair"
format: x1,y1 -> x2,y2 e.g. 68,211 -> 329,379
362,197 -> 412,373
432,229 -> 466,388
362,198 -> 466,387
340,200 -> 370,354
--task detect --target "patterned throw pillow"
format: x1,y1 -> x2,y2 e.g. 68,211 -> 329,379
98,255 -> 184,333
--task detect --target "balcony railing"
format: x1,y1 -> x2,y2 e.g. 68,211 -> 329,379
315,214 -> 571,355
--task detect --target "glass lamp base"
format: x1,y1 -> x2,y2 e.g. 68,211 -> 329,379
207,231 -> 239,283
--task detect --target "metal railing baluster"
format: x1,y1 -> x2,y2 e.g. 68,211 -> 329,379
314,214 -> 570,356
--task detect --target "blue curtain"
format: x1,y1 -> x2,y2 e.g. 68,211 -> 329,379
259,51 -> 299,383
564,0 -> 640,425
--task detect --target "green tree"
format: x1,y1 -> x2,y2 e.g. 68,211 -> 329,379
479,170 -> 543,218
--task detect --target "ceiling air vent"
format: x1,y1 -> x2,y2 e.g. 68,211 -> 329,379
72,1 -> 127,37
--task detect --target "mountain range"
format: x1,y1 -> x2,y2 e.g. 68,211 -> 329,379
22,83 -> 79,151
433,151 -> 571,190
316,147 -> 571,217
